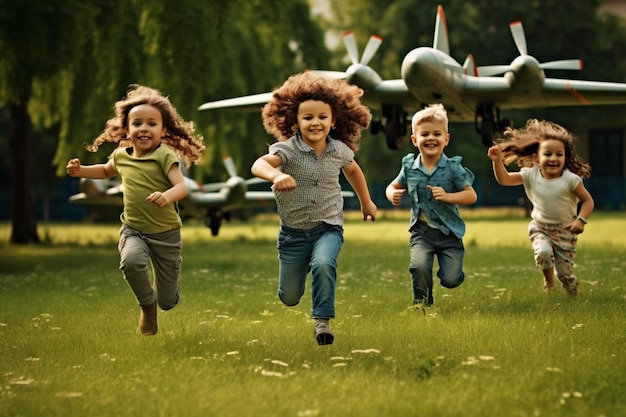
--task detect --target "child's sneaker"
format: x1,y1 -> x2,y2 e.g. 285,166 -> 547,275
314,318 -> 334,346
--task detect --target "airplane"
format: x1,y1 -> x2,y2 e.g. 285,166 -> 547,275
68,156 -> 276,236
198,4 -> 626,149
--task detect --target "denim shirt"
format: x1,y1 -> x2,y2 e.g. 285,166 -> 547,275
393,153 -> 475,238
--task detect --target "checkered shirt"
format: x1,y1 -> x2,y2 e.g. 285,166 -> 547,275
269,134 -> 354,230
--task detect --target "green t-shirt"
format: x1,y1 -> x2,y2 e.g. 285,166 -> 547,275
113,144 -> 182,234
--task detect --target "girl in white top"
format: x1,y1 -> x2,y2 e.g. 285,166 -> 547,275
487,119 -> 594,296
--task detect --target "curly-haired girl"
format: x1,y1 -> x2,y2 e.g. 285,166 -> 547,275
66,85 -> 205,336
487,119 -> 594,296
251,72 -> 377,345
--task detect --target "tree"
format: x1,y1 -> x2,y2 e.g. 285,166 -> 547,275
0,0 -> 328,243
0,0 -> 105,243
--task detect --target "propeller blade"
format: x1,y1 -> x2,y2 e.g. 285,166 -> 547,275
360,35 -> 382,66
462,54 -> 477,76
223,156 -> 237,178
476,65 -> 513,76
342,31 -> 360,65
433,4 -> 450,55
510,21 -> 527,55
540,59 -> 583,70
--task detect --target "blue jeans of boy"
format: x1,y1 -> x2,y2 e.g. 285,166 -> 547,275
276,222 -> 343,318
409,221 -> 465,305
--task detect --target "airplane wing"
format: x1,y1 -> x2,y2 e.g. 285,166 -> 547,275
68,179 -> 124,206
68,192 -> 124,206
198,92 -> 273,112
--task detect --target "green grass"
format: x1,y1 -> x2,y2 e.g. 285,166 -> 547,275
0,212 -> 624,417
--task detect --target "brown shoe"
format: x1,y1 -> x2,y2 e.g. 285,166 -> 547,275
138,302 -> 158,336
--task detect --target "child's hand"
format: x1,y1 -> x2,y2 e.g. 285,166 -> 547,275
387,188 -> 406,206
66,158 -> 81,176
487,146 -> 501,161
565,219 -> 585,234
272,173 -> 296,191
362,200 -> 377,222
427,185 -> 447,202
147,191 -> 170,208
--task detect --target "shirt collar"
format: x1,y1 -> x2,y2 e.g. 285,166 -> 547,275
292,132 -> 334,154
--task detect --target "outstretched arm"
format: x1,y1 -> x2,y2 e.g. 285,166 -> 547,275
343,161 -> 376,221
487,146 -> 523,186
66,158 -> 117,179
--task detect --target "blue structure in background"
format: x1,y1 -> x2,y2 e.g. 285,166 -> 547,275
0,175 -> 623,223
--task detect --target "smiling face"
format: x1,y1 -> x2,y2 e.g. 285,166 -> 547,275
127,104 -> 166,157
411,120 -> 450,161
536,139 -> 566,179
296,100 -> 334,151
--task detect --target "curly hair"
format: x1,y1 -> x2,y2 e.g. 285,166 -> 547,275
85,85 -> 205,167
261,72 -> 372,151
495,119 -> 591,178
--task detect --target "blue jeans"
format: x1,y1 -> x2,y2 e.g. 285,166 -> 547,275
409,221 -> 465,305
276,223 -> 344,318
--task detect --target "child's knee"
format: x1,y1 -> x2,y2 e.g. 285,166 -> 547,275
534,246 -> 554,269
441,273 -> 464,289
278,291 -> 301,307
158,293 -> 179,311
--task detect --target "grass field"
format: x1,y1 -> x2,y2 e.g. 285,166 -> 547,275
0,211 -> 624,417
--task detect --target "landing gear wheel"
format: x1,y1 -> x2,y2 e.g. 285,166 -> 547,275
383,106 -> 407,150
205,211 -> 222,236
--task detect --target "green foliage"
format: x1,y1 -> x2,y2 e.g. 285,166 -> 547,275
0,215 -> 624,416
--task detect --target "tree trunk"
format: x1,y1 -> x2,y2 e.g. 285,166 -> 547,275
9,103 -> 40,244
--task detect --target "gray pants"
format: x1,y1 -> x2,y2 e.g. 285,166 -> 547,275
118,224 -> 182,309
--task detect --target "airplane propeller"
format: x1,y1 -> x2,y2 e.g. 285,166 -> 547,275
477,21 -> 583,76
308,32 -> 384,90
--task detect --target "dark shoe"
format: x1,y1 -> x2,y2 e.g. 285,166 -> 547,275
138,302 -> 158,336
314,318 -> 334,345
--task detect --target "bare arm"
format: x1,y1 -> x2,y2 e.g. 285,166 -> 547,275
427,184 -> 477,205
342,161 -> 376,221
66,158 -> 117,179
487,146 -> 523,186
385,181 -> 406,206
251,154 -> 296,191
565,182 -> 595,234
146,164 -> 189,208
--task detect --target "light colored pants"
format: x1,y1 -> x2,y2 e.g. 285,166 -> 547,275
528,220 -> 578,289
118,224 -> 182,309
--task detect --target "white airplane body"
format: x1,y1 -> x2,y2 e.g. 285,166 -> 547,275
198,5 -> 626,148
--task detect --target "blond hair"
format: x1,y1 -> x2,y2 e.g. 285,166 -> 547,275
412,103 -> 448,134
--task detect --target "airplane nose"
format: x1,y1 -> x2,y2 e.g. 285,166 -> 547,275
401,47 -> 440,87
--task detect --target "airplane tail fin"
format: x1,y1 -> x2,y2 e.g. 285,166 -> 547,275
433,5 -> 450,55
